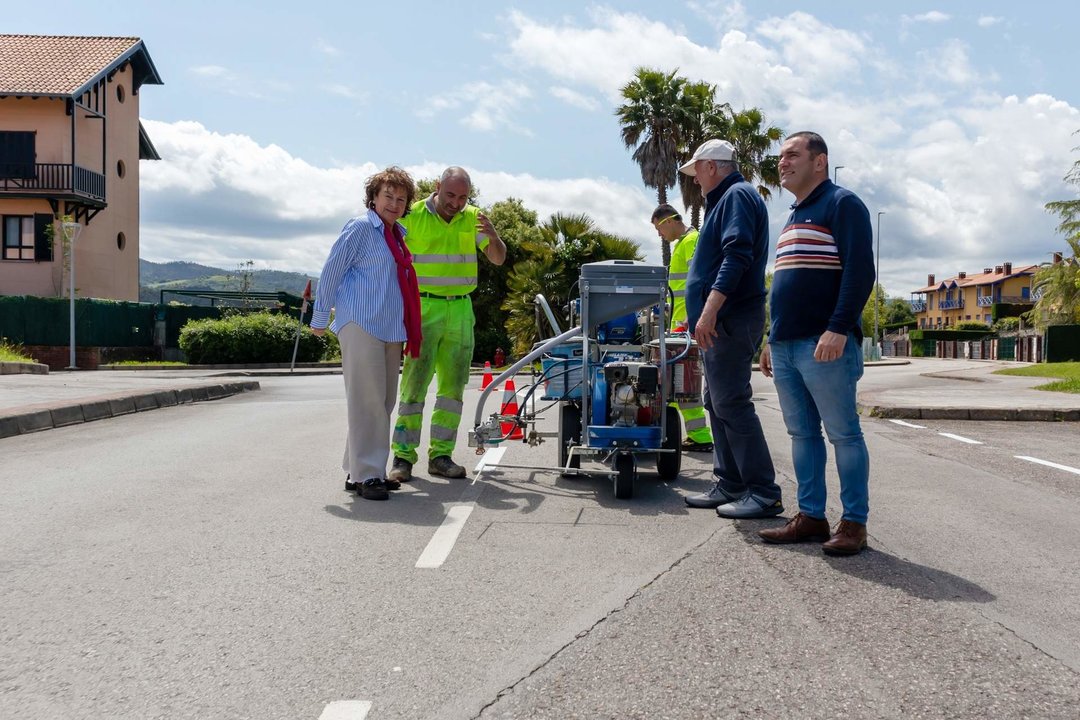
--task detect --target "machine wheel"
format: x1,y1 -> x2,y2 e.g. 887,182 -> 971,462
558,403 -> 582,475
656,405 -> 683,480
613,452 -> 636,499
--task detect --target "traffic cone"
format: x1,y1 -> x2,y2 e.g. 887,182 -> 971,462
480,361 -> 493,391
500,379 -> 524,440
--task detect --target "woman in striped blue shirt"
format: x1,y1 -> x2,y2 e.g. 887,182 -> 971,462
312,167 -> 422,501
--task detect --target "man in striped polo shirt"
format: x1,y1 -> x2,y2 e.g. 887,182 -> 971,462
758,131 -> 875,556
389,167 -> 506,481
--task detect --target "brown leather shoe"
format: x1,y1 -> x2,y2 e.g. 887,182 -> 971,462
758,512 -> 831,544
822,520 -> 867,556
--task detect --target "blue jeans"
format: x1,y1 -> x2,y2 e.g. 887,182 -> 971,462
701,308 -> 780,502
769,333 -> 869,524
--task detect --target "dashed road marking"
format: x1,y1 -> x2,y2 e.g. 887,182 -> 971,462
937,432 -> 983,445
1015,455 -> 1080,476
319,700 -> 372,719
416,504 -> 475,569
888,419 -> 926,429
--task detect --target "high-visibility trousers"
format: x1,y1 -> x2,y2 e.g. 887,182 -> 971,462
392,296 -> 474,464
674,397 -> 712,443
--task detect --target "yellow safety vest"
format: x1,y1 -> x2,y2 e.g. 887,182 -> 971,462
669,229 -> 699,327
399,197 -> 489,296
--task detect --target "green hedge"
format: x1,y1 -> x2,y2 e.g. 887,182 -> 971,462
179,312 -> 336,364
909,329 -> 994,341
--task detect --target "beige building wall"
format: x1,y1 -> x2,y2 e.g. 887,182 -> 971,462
0,64 -> 143,301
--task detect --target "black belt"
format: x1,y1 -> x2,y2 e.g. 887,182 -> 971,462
420,292 -> 470,301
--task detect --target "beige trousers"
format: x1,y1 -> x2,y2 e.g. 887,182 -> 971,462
339,323 -> 402,481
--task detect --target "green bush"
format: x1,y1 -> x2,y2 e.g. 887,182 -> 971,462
954,320 -> 991,332
179,311 -> 335,364
992,317 -> 1021,332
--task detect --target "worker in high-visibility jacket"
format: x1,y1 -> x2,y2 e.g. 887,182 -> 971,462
652,204 -> 714,453
389,167 -> 506,481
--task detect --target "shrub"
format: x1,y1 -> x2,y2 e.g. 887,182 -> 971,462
992,317 -> 1021,333
954,321 -> 991,332
179,311 -> 334,364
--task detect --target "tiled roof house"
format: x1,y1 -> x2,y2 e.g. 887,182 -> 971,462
0,34 -> 162,301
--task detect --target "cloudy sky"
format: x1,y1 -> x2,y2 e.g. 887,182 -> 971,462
10,0 -> 1080,296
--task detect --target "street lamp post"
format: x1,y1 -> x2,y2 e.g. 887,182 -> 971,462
834,165 -> 845,184
874,211 -> 885,353
62,221 -> 82,370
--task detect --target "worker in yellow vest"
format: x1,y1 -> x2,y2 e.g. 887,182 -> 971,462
651,204 -> 714,453
389,167 -> 506,481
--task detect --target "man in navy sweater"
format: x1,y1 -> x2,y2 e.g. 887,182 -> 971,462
758,131 -> 875,556
681,139 -> 783,519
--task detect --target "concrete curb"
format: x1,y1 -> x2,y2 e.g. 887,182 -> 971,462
0,361 -> 49,375
859,403 -> 1080,422
0,381 -> 261,440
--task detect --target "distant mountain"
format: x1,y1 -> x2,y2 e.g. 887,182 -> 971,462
140,260 -> 318,305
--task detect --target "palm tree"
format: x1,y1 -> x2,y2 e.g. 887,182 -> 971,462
677,82 -> 730,228
616,68 -> 692,266
1029,137 -> 1080,328
727,108 -> 784,201
503,212 -> 642,354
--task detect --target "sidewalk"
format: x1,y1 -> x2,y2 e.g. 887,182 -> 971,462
2,358 -> 1078,440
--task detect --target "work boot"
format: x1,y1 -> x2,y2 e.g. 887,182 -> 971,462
428,455 -> 466,479
822,520 -> 868,556
681,438 -> 714,453
758,512 -> 831,544
388,457 -> 413,483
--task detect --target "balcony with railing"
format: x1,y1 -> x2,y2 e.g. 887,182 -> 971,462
910,300 -> 927,312
0,162 -> 106,203
938,298 -> 964,310
978,295 -> 1032,307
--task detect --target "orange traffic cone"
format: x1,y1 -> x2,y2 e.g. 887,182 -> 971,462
500,379 -> 524,440
480,361 -> 493,391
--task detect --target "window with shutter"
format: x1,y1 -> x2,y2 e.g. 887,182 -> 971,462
0,131 -> 36,179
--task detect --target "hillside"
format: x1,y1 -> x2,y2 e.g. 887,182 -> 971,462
140,260 -> 318,305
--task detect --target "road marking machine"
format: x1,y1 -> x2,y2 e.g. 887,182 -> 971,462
470,260 -> 704,499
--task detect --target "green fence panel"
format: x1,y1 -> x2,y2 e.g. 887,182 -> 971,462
1046,325 -> 1080,362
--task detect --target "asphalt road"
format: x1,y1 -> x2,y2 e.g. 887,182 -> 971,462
2,369 -> 1078,719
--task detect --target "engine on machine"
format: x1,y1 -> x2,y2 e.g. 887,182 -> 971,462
602,361 -> 661,427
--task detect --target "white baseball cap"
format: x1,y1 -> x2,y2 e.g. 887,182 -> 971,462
679,139 -> 737,176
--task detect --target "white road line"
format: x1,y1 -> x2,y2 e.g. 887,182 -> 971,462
474,446 -> 506,476
416,504 -> 475,569
889,419 -> 926,429
319,700 -> 372,720
1015,455 -> 1080,476
938,432 -> 983,445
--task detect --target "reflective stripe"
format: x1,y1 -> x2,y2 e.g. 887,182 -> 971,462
671,289 -> 685,298
679,401 -> 704,411
431,425 -> 457,441
684,417 -> 707,431
412,253 -> 473,264
398,402 -> 425,415
669,272 -> 687,280
435,396 -> 464,414
393,428 -> 421,444
417,275 -> 477,286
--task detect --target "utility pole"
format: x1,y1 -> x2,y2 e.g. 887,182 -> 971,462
874,211 -> 885,353
834,165 -> 845,184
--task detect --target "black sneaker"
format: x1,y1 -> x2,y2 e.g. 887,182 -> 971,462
384,477 -> 401,491
359,478 -> 390,501
681,439 -> 714,453
345,474 -> 356,493
388,457 -> 413,482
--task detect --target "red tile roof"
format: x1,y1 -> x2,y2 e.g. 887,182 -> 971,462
913,265 -> 1037,293
0,35 -> 146,95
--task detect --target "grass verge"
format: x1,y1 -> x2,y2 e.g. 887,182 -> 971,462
0,339 -> 35,363
994,362 -> 1080,393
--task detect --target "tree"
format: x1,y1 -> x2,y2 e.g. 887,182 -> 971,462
676,81 -> 730,229
884,297 -> 916,326
726,108 -> 784,201
616,68 -> 691,266
1029,137 -> 1080,328
860,282 -> 889,341
503,213 -> 642,355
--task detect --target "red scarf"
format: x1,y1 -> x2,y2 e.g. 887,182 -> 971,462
382,221 -> 422,358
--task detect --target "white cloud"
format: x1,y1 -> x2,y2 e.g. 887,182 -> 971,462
139,120 -> 665,271
909,11 -> 951,23
417,81 -> 533,135
190,65 -> 230,78
314,38 -> 340,56
323,83 -> 363,100
977,16 -> 1004,27
917,39 -> 985,87
549,86 -> 600,111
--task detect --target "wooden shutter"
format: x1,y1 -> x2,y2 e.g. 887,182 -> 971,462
0,131 -> 36,179
34,214 -> 53,262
